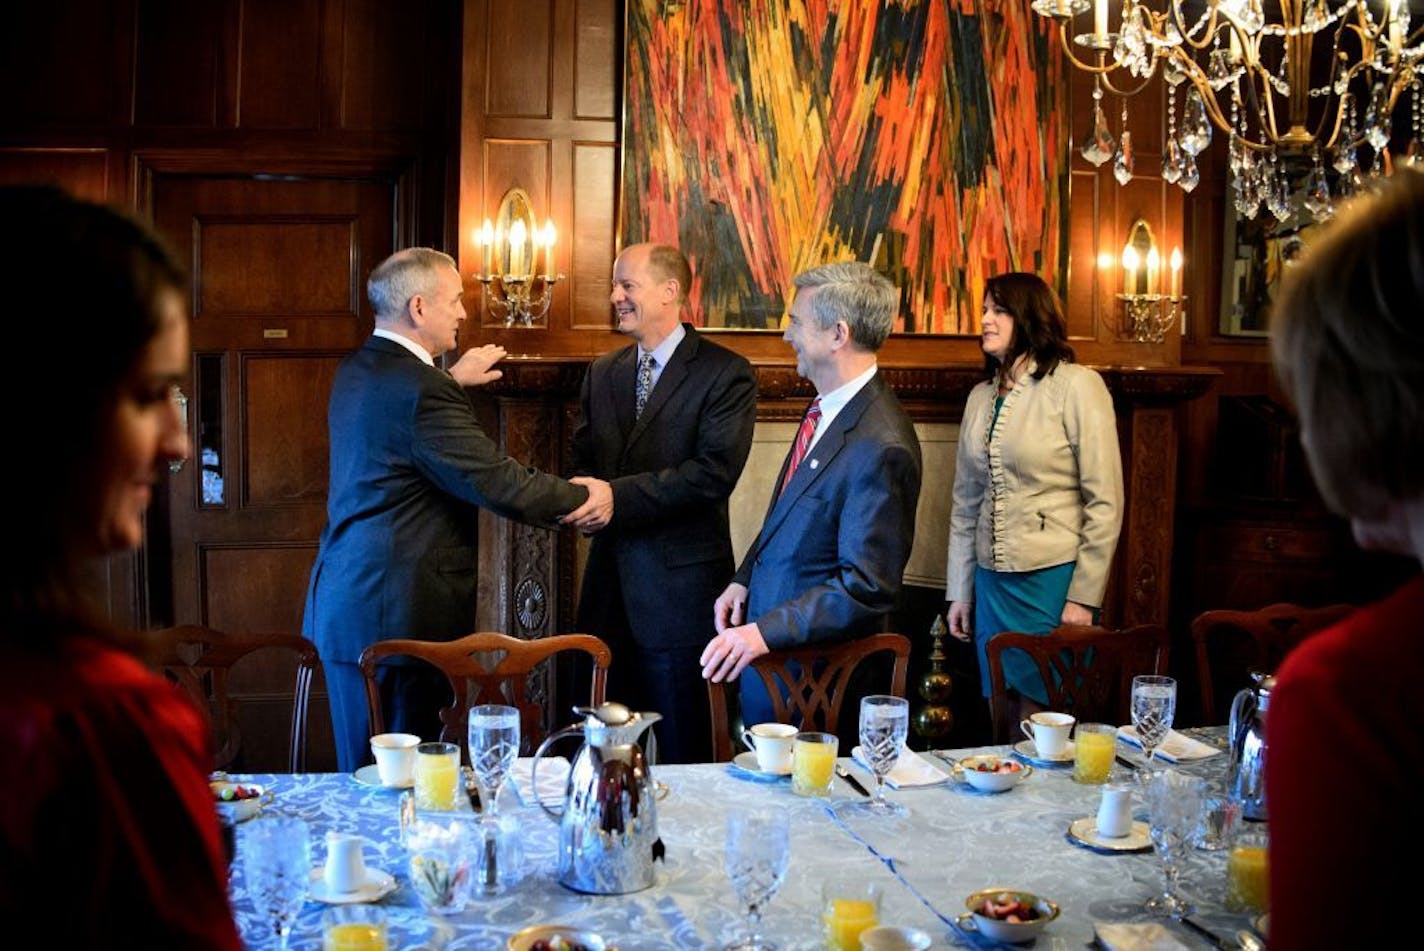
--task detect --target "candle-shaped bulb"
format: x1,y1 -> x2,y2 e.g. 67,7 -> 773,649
1094,0 -> 1107,37
1169,246 -> 1183,298
1122,245 -> 1140,295
478,219 -> 495,276
541,220 -> 556,276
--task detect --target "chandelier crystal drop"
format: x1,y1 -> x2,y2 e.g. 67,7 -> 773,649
1037,0 -> 1424,222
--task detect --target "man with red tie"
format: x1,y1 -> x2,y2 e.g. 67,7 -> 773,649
701,261 -> 922,732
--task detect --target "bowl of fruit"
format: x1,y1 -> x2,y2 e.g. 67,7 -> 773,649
954,754 -> 1033,793
506,925 -> 606,951
209,779 -> 269,823
957,888 -> 1059,944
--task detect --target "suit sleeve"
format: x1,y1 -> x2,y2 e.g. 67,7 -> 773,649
608,357 -> 757,528
755,435 -> 921,647
1062,368 -> 1123,606
411,375 -> 586,527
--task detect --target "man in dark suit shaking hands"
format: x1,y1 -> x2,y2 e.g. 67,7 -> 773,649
304,248 -> 591,773
563,243 -> 757,763
700,262 -> 922,730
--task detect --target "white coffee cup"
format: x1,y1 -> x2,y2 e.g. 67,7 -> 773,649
741,722 -> 797,772
370,732 -> 421,786
324,831 -> 368,893
1096,783 -> 1134,838
1019,711 -> 1075,757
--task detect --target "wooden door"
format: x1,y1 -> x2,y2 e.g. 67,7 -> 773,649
148,170 -> 399,769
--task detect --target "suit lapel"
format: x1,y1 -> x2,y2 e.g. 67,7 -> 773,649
612,346 -> 638,436
749,376 -> 886,560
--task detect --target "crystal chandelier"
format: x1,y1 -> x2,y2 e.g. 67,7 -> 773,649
1033,0 -> 1424,223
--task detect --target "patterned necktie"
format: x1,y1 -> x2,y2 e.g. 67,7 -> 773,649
635,353 -> 656,418
778,398 -> 822,495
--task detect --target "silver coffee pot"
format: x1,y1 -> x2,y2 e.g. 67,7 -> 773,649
1228,672 -> 1274,821
531,702 -> 665,894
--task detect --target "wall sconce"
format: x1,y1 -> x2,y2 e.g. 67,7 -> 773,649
1115,218 -> 1186,344
472,187 -> 563,328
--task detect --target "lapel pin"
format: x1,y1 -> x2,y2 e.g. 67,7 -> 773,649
809,459 -> 819,469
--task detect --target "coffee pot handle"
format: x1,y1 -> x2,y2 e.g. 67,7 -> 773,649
531,723 -> 583,822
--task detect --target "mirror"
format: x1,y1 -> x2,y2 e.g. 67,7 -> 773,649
1122,219 -> 1158,296
492,187 -> 538,277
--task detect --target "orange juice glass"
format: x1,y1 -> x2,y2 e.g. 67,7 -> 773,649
792,732 -> 838,797
414,741 -> 460,811
1072,723 -> 1117,784
822,880 -> 881,950
323,906 -> 387,951
1226,826 -> 1269,913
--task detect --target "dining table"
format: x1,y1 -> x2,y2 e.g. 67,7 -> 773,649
225,726 -> 1259,950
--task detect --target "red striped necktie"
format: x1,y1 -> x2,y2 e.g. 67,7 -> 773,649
779,398 -> 822,495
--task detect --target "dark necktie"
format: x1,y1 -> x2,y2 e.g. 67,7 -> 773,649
779,398 -> 822,495
635,353 -> 655,418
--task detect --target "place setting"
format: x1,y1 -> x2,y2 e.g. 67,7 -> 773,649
352,732 -> 419,790
728,722 -> 797,781
1011,711 -> 1076,767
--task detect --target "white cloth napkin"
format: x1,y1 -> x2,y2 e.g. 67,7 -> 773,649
850,747 -> 951,789
1117,726 -> 1220,762
1093,922 -> 1192,951
509,755 -> 570,807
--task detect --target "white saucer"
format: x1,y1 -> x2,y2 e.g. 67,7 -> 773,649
1066,816 -> 1151,853
729,751 -> 791,780
307,866 -> 397,904
353,764 -> 413,789
1013,739 -> 1074,766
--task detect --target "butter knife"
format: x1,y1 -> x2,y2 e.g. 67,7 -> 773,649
835,763 -> 870,797
1180,916 -> 1228,949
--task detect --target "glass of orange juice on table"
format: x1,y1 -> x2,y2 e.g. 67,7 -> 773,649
1072,722 -> 1117,784
1226,825 -> 1269,913
823,880 -> 882,951
414,741 -> 460,811
792,731 -> 838,796
322,905 -> 387,951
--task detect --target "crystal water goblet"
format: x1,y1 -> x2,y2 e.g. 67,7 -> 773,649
240,815 -> 311,950
468,704 -> 520,818
1131,674 -> 1177,767
723,808 -> 790,951
852,695 -> 909,817
1144,768 -> 1208,917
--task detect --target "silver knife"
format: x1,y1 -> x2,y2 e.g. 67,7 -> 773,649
835,763 -> 870,797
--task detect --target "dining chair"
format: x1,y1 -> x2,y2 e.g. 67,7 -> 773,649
705,632 -> 911,762
984,623 -> 1170,744
358,631 -> 612,757
1190,602 -> 1354,722
150,624 -> 321,773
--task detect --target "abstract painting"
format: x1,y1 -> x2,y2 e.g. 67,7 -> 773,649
620,0 -> 1071,334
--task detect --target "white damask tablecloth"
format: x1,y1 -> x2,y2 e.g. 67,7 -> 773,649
228,728 -> 1251,950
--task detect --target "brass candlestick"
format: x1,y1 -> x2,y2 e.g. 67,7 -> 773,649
914,614 -> 954,743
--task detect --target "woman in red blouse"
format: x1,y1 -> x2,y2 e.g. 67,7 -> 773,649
0,186 -> 241,948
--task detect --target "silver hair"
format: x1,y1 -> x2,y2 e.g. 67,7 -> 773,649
791,261 -> 899,351
367,247 -> 456,321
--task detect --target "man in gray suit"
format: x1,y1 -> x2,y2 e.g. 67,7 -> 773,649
700,261 -> 922,729
564,243 -> 757,762
304,248 -> 592,773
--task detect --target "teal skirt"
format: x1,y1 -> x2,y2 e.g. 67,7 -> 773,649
973,562 -> 1076,704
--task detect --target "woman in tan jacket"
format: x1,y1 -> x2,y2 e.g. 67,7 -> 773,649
946,272 -> 1123,719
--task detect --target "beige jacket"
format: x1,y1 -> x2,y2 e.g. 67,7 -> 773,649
945,361 -> 1123,607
